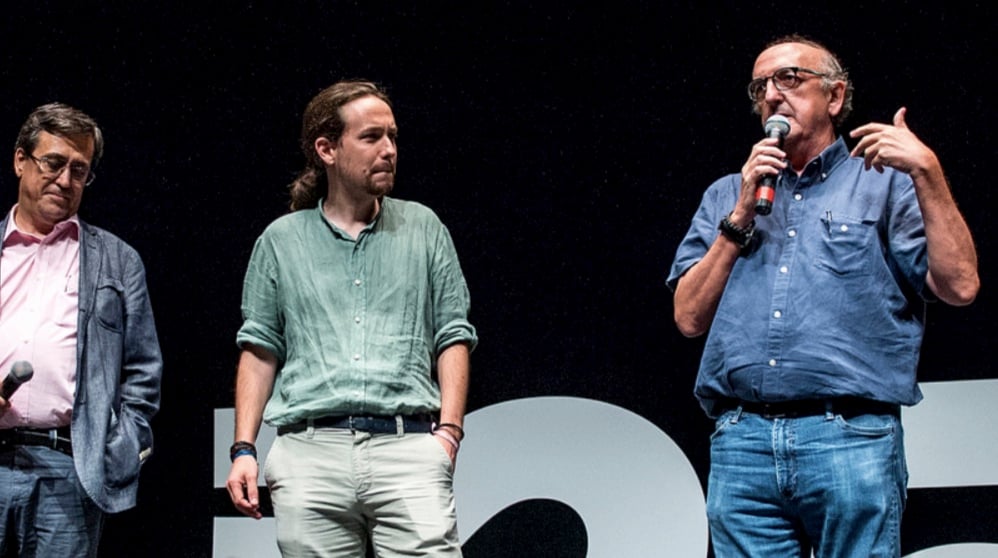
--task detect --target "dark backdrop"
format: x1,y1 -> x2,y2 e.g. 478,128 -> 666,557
2,3 -> 994,556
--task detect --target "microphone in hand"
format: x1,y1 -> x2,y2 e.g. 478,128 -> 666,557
1,361 -> 34,401
755,115 -> 791,216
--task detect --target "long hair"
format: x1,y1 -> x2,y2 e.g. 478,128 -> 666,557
288,80 -> 392,211
15,102 -> 104,167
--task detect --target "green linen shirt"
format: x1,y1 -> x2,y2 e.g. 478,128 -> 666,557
236,197 -> 477,426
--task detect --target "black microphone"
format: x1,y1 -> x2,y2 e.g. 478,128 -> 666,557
1,361 -> 34,400
754,115 -> 791,216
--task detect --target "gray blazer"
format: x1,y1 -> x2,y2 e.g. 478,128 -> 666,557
0,215 -> 163,513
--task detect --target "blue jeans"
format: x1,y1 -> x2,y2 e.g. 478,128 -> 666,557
0,446 -> 105,557
706,408 -> 907,558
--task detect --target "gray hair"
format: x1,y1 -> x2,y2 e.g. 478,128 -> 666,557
754,34 -> 854,127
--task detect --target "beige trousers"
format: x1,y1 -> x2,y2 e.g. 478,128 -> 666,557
264,426 -> 461,558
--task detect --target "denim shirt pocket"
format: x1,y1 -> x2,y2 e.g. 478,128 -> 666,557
815,214 -> 877,277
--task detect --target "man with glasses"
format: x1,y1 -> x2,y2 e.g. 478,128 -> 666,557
668,35 -> 978,556
0,102 -> 162,556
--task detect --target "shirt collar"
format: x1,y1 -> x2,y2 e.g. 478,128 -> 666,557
809,136 -> 850,177
3,206 -> 81,245
781,137 -> 850,187
315,197 -> 387,239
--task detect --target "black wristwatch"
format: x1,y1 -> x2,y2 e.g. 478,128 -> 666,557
718,213 -> 755,249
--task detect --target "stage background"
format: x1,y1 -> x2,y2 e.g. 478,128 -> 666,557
1,3 -> 994,556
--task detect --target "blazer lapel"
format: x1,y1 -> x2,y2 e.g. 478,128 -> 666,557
77,221 -> 101,317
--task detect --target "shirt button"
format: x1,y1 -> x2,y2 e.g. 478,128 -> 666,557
352,354 -> 361,361
773,310 -> 782,318
794,193 -> 803,201
787,230 -> 797,238
353,279 -> 362,286
768,359 -> 777,367
779,266 -> 788,274
840,224 -> 849,232
354,316 -> 361,323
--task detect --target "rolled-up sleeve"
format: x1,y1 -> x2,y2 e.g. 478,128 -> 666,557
430,223 -> 478,354
236,234 -> 286,363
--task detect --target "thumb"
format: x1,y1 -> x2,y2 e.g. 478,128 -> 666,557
246,478 -> 259,504
893,107 -> 908,129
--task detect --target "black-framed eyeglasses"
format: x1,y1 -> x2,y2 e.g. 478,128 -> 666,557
27,154 -> 96,186
747,66 -> 830,101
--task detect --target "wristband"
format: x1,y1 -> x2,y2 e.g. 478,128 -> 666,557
231,448 -> 257,461
230,440 -> 257,462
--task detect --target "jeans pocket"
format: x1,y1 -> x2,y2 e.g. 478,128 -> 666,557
709,410 -> 739,441
834,412 -> 897,436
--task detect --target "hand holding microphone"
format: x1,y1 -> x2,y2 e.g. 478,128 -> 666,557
0,361 -> 34,401
754,115 -> 791,216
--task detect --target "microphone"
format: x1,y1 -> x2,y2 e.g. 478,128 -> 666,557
754,115 -> 791,216
1,361 -> 34,400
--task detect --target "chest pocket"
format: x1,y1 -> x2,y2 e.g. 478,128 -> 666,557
814,214 -> 877,277
95,277 -> 125,332
54,270 -> 81,328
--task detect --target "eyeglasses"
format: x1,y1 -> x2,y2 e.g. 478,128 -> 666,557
27,154 -> 96,186
747,66 -> 830,102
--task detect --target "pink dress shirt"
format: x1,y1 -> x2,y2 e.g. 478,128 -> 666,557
0,207 -> 79,429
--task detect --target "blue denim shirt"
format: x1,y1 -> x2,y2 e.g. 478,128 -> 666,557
668,138 -> 928,417
237,197 -> 477,426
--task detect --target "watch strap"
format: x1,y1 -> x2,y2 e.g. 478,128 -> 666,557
718,214 -> 755,249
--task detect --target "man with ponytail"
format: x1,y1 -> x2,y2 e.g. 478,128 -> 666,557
225,80 -> 477,557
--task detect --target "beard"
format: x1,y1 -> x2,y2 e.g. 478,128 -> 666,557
364,170 -> 395,197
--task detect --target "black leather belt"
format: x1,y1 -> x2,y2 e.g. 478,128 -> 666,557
278,414 -> 435,435
0,426 -> 73,456
725,397 -> 900,419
